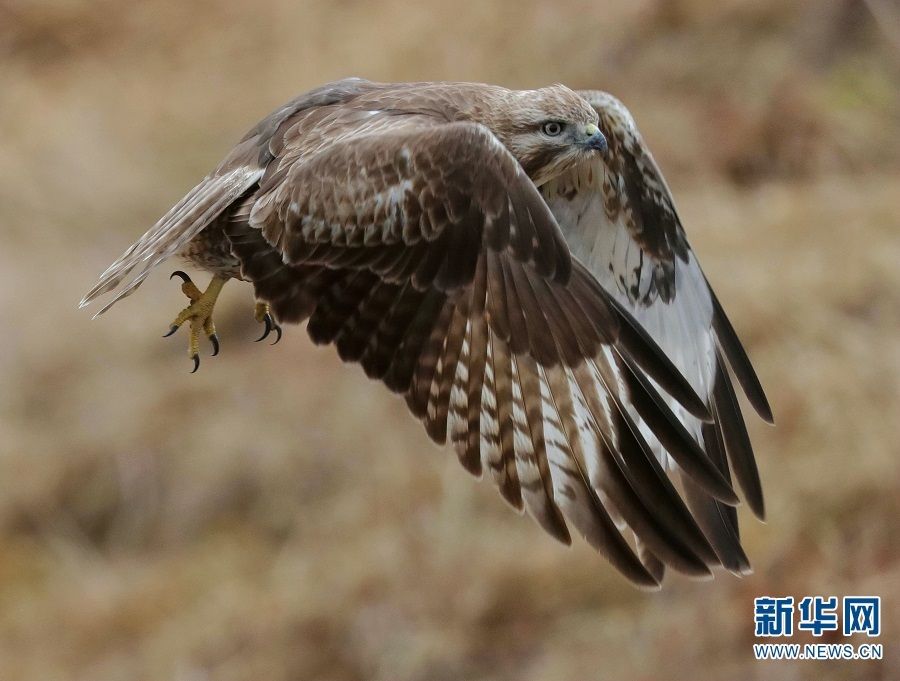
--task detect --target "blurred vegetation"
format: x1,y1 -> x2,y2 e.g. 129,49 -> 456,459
0,0 -> 898,679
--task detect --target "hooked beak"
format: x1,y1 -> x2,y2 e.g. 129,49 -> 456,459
578,123 -> 608,153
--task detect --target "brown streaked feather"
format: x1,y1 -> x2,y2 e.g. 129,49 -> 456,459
249,119 -> 572,293
579,357 -> 717,574
384,288 -> 447,394
406,300 -> 455,418
486,329 -> 523,510
463,258 -> 490,475
510,352 -> 571,545
427,302 -> 469,444
448,319 -> 474,473
540,363 -> 660,587
307,269 -> 380,346
361,283 -> 428,380
330,281 -> 399,363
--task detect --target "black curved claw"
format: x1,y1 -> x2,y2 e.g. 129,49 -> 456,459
209,333 -> 220,357
190,354 -> 200,373
255,313 -> 273,342
271,321 -> 283,345
163,324 -> 179,338
170,270 -> 191,283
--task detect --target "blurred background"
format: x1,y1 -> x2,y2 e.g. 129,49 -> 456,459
1,0 -> 898,679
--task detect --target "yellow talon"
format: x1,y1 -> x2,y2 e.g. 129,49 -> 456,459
254,302 -> 268,324
254,301 -> 282,344
164,272 -> 226,371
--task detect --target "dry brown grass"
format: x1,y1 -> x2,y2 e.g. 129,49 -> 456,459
1,1 -> 898,679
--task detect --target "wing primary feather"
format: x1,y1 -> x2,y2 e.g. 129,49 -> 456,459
565,275 -> 620,346
498,257 -> 530,355
484,250 -> 511,341
477,336 -> 507,491
332,281 -> 399,361
545,285 -> 605,358
636,539 -> 666,584
710,288 -> 774,424
681,476 -> 750,575
306,270 -> 377,345
615,400 -> 719,567
601,290 -> 712,422
618,353 -> 739,504
488,329 -> 523,509
712,357 -> 766,519
703,420 -> 740,538
449,320 -> 473,472
506,261 -> 560,366
426,300 -> 469,443
573,361 -> 714,575
542,364 -> 660,587
510,353 -> 571,545
592,419 -> 712,576
360,283 -> 425,379
463,256 -> 489,475
407,300 -> 454,419
385,288 -> 447,393
528,275 -> 585,366
680,419 -> 750,575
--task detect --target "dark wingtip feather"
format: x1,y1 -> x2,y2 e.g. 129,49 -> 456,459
620,355 -> 739,506
681,474 -> 752,576
538,512 -> 573,546
636,541 -> 666,585
603,292 -> 713,422
710,288 -> 775,425
682,420 -> 753,575
600,408 -> 718,576
713,361 -> 766,520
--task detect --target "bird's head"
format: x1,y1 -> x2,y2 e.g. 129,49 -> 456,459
487,84 -> 606,186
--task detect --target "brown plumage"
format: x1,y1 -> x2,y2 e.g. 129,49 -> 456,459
80,79 -> 772,588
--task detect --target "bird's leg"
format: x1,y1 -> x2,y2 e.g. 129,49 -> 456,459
254,302 -> 282,344
164,271 -> 227,372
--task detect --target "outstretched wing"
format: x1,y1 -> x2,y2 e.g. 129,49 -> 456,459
225,111 -> 746,587
79,78 -> 377,316
541,90 -> 773,576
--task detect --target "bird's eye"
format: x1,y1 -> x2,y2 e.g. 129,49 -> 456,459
540,121 -> 564,137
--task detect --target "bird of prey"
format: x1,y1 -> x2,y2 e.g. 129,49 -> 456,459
81,79 -> 773,588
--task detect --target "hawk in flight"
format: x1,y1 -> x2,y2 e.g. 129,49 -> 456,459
81,79 -> 773,588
